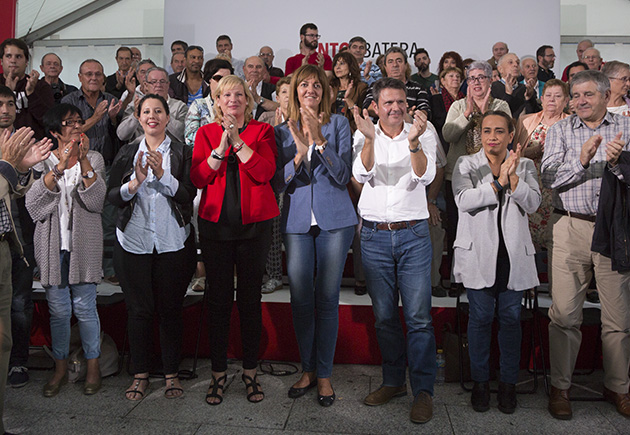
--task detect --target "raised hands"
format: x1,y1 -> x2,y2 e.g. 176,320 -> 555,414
287,119 -> 310,157
0,127 -> 35,169
352,106 -> 375,140
300,105 -> 325,145
56,139 -> 76,171
145,149 -> 164,179
605,132 -> 624,166
20,137 -> 53,171
108,99 -> 123,122
221,113 -> 242,146
363,60 -> 372,81
134,151 -> 149,186
498,143 -> 523,189
580,134 -> 603,168
78,134 -> 90,162
25,70 -> 40,96
408,110 -> 428,144
480,87 -> 492,114
343,80 -> 355,110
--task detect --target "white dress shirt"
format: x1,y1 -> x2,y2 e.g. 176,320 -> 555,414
352,121 -> 437,222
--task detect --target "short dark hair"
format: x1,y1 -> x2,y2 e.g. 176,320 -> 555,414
300,23 -> 317,35
116,46 -> 132,58
349,36 -> 366,46
480,110 -> 514,134
136,94 -> 170,118
0,38 -> 29,61
0,85 -> 16,104
185,45 -> 204,57
536,45 -> 553,61
216,35 -> 232,44
414,48 -> 429,60
384,46 -> 408,64
566,61 -> 589,79
202,59 -> 234,83
171,40 -> 188,51
372,77 -> 407,104
44,103 -> 84,144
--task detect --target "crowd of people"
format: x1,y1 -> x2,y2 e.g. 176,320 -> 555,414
1,22 -> 630,430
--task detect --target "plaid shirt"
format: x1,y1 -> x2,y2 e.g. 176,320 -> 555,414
541,111 -> 630,216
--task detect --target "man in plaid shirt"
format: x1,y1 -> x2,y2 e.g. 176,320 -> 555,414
541,70 -> 630,420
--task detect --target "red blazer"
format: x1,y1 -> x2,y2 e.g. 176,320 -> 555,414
191,120 -> 279,224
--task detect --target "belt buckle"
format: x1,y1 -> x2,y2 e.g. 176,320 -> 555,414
387,222 -> 393,231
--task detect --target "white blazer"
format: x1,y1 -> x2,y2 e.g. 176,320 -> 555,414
451,149 -> 541,291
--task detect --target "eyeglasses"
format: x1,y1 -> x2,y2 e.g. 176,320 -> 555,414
609,76 -> 630,83
304,33 -> 321,39
211,74 -> 225,82
583,55 -> 600,61
81,72 -> 103,78
467,75 -> 488,83
61,119 -> 85,127
147,79 -> 169,85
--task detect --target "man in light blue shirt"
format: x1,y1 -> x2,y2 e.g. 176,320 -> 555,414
348,36 -> 382,86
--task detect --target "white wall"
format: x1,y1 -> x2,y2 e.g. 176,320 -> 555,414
163,0 -> 561,76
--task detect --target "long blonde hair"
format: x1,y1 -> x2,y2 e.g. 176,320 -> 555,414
287,64 -> 331,125
212,75 -> 255,123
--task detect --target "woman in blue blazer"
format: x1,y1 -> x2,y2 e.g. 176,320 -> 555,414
452,111 -> 540,415
274,65 -> 357,407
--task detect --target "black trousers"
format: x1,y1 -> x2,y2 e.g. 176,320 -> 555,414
200,227 -> 272,372
114,233 -> 196,374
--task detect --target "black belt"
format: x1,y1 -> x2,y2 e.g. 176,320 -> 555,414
554,208 -> 596,223
363,219 -> 421,231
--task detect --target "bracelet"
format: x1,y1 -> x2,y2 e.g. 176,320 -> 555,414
51,165 -> 64,181
211,149 -> 224,160
233,141 -> 245,152
315,141 -> 327,153
493,180 -> 503,192
409,144 -> 421,153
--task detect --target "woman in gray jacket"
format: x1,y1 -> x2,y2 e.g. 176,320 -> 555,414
26,104 -> 106,397
452,111 -> 540,415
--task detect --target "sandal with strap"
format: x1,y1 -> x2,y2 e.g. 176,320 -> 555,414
125,376 -> 150,401
242,373 -> 264,403
205,374 -> 227,406
164,374 -> 184,399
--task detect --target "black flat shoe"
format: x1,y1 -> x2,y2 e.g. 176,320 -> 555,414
288,379 -> 317,399
318,392 -> 336,407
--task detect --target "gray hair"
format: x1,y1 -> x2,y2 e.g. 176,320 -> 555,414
41,52 -> 62,66
145,66 -> 169,79
570,70 -> 610,96
135,59 -> 156,73
497,53 -> 518,68
520,55 -> 536,63
466,61 -> 492,79
601,61 -> 630,79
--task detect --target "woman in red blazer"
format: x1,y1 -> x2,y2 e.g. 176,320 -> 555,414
190,75 -> 279,405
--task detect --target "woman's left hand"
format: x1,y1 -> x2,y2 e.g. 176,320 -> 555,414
146,149 -> 164,179
343,80 -> 355,109
78,134 -> 90,162
300,105 -> 325,144
222,113 -> 241,145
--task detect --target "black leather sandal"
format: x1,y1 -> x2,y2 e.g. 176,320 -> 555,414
205,374 -> 227,405
164,374 -> 184,399
125,376 -> 149,401
242,373 -> 264,403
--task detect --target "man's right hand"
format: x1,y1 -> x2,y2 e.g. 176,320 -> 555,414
580,135 -> 603,168
0,127 -> 35,168
352,106 -> 375,140
91,100 -> 109,122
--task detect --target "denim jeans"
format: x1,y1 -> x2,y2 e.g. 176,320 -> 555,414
467,287 -> 523,384
45,251 -> 101,360
284,225 -> 354,378
360,220 -> 436,397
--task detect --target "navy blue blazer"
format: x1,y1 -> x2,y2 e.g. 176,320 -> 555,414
274,114 -> 358,233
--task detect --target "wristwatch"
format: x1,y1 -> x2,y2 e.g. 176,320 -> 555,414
211,149 -> 224,160
259,97 -> 264,105
82,170 -> 95,179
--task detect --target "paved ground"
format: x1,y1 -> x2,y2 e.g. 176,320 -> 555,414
4,359 -> 628,434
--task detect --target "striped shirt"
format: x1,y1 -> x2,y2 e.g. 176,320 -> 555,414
541,111 -> 630,216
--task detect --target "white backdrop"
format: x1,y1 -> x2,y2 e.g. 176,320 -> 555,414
163,0 -> 561,76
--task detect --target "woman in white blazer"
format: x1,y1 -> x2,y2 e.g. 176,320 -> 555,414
452,111 -> 540,415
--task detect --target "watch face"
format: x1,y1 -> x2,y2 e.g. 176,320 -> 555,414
83,170 -> 94,178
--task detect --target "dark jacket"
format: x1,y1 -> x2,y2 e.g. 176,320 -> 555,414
254,81 -> 277,120
106,140 -> 195,232
592,151 -> 630,272
168,71 -> 209,105
490,81 -> 541,119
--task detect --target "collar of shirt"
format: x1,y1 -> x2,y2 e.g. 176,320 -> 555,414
375,120 -> 410,140
570,110 -> 615,130
500,78 -> 518,90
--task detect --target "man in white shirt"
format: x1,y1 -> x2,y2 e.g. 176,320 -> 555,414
352,77 -> 437,424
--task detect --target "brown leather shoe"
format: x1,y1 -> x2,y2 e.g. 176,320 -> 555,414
604,386 -> 630,417
410,391 -> 433,424
548,386 -> 572,420
364,385 -> 407,406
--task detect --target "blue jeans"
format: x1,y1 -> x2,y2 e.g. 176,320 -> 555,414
284,225 -> 354,378
360,220 -> 436,397
467,287 -> 523,384
45,251 -> 101,360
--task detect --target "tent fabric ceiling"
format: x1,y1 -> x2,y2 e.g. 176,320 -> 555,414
17,0 -> 92,38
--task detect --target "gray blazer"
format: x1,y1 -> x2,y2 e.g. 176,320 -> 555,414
451,149 -> 541,291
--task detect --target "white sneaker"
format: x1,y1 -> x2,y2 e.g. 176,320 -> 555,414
261,279 -> 283,294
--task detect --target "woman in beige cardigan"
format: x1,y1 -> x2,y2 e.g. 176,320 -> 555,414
26,104 -> 106,398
